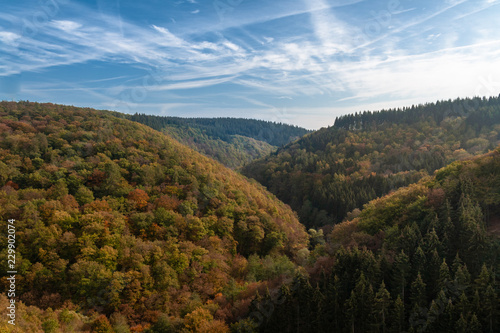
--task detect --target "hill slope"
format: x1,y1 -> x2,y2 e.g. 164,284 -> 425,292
242,96 -> 500,227
127,114 -> 310,169
239,146 -> 500,333
0,101 -> 308,331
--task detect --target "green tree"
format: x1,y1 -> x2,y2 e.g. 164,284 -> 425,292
75,186 -> 94,205
410,273 -> 427,309
373,281 -> 391,333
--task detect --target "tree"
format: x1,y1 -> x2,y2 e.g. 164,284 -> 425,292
438,259 -> 451,293
127,189 -> 150,211
392,250 -> 410,301
149,313 -> 175,333
346,273 -> 375,332
373,281 -> 391,333
390,295 -> 405,333
75,186 -> 95,205
410,273 -> 427,310
412,246 -> 426,278
92,314 -> 114,333
482,284 -> 497,333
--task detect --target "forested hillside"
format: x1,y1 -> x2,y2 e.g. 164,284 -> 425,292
127,114 -> 310,169
243,96 -> 500,227
238,146 -> 500,333
0,101 -> 308,332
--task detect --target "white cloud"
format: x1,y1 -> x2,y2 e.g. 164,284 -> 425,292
223,41 -> 241,52
337,41 -> 500,103
151,25 -> 186,47
2,0 -> 500,127
51,20 -> 82,31
0,31 -> 20,45
148,76 -> 236,91
305,0 -> 357,55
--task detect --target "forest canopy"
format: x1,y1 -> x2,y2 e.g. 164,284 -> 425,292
0,101 -> 308,332
243,96 -> 500,228
127,113 -> 310,169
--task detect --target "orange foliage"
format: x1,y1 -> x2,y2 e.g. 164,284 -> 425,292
83,199 -> 111,213
5,180 -> 19,189
128,189 -> 150,210
61,194 -> 79,210
155,194 -> 180,211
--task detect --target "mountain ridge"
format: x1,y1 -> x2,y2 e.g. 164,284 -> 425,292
127,113 -> 311,169
243,95 -> 500,228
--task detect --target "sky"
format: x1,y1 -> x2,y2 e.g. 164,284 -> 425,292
1,0 -> 500,129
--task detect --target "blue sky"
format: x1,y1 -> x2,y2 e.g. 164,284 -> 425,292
1,0 -> 500,129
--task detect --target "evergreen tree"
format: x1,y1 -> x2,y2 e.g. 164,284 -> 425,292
410,273 -> 427,310
412,246 -> 426,279
373,281 -> 391,333
469,314 -> 482,333
438,259 -> 451,293
392,250 -> 410,301
482,284 -> 497,333
455,313 -> 468,333
390,295 -> 405,333
346,273 -> 375,332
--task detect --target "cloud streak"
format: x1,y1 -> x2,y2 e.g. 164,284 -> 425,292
1,0 -> 499,128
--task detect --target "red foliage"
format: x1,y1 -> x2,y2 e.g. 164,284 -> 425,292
155,194 -> 180,211
426,187 -> 446,209
88,169 -> 106,185
5,180 -> 19,190
127,189 -> 150,211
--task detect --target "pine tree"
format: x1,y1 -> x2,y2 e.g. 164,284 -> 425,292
391,295 -> 405,333
474,263 -> 491,292
270,283 -> 294,333
427,249 -> 442,298
471,289 -> 481,316
451,253 -> 464,276
424,228 -> 441,254
410,273 -> 427,309
426,290 -> 448,331
457,193 -> 486,272
373,281 -> 391,333
412,246 -> 426,278
455,291 -> 469,318
392,250 -> 410,301
455,313 -> 468,333
324,274 -> 342,332
482,284 -> 497,333
438,259 -> 451,293
469,313 -> 482,333
453,264 -> 470,298
346,273 -> 375,333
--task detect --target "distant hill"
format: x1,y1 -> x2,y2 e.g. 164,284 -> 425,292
242,96 -> 500,227
0,101 -> 308,332
127,114 -> 311,168
238,145 -> 500,333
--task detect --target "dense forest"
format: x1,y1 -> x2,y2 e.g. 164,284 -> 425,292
1,99 -> 500,332
237,145 -> 500,332
0,101 -> 309,332
243,96 -> 500,228
127,114 -> 310,169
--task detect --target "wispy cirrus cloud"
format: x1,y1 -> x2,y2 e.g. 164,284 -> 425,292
1,0 -> 500,128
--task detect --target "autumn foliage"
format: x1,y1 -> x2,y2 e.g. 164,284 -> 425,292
0,101 -> 308,331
